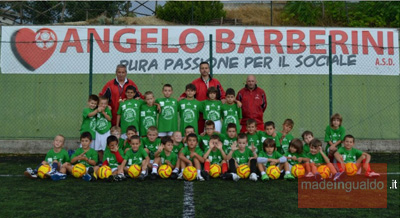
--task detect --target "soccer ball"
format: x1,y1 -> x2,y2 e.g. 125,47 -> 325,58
37,164 -> 51,179
237,164 -> 250,179
128,164 -> 141,178
35,28 -> 56,50
72,163 -> 86,178
158,164 -> 172,179
267,165 -> 281,179
98,166 -> 112,179
317,165 -> 331,179
291,164 -> 305,178
183,166 -> 197,181
345,162 -> 358,176
209,164 -> 221,178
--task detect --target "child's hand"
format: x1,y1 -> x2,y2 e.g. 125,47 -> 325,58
297,157 -> 303,162
270,160 -> 278,165
250,142 -> 256,152
272,131 -> 277,137
200,132 -> 206,136
236,100 -> 242,108
281,131 -> 286,137
216,141 -> 223,150
292,156 -> 297,161
165,160 -> 171,166
108,105 -> 112,111
190,151 -> 196,158
231,141 -> 238,151
209,142 -> 215,149
157,144 -> 163,153
111,145 -> 119,152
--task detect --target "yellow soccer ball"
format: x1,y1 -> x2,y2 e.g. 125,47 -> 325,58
72,163 -> 87,178
317,165 -> 331,179
183,166 -> 197,181
345,162 -> 358,176
291,164 -> 306,178
209,164 -> 222,178
98,165 -> 112,179
267,165 -> 281,180
128,164 -> 141,178
158,164 -> 172,179
237,164 -> 250,179
37,164 -> 51,179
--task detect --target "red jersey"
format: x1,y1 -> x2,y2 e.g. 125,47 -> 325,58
180,76 -> 226,101
237,85 -> 267,127
99,78 -> 143,126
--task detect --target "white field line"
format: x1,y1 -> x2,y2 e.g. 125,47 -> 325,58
183,181 -> 195,218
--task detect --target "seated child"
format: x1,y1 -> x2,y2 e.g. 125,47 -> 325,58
141,126 -> 161,169
334,135 -> 380,178
199,120 -> 219,152
284,138 -> 312,178
151,136 -> 179,180
325,113 -> 345,157
24,134 -> 70,179
102,135 -> 126,181
259,121 -> 281,149
121,135 -> 150,181
245,119 -> 263,154
203,135 -> 228,180
301,130 -> 314,154
308,138 -> 342,181
276,119 -> 294,154
179,133 -> 206,181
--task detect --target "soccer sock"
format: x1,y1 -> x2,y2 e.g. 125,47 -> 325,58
337,162 -> 345,172
173,168 -> 179,173
204,161 -> 210,172
51,162 -> 58,172
222,163 -> 228,174
250,159 -> 257,173
285,171 -> 290,175
304,163 -> 311,173
152,164 -> 158,174
261,171 -> 266,176
327,163 -> 337,174
141,170 -> 146,175
228,159 -> 236,173
197,169 -> 201,176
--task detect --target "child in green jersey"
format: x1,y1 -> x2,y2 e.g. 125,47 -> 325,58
203,87 -> 222,133
157,84 -> 178,137
221,88 -> 242,134
142,126 -> 161,169
325,113 -> 346,157
170,131 -> 184,178
120,125 -> 138,154
301,130 -> 314,154
151,136 -> 179,180
139,91 -> 158,136
225,133 -> 258,182
178,84 -> 203,135
102,135 -> 126,181
308,139 -> 342,181
245,119 -> 262,154
80,95 -> 99,146
203,135 -> 228,180
121,135 -> 150,181
277,119 -> 294,154
334,135 -> 380,178
199,120 -> 219,152
220,123 -> 238,156
117,85 -> 143,139
284,138 -> 313,178
25,135 -> 70,179
51,132 -> 99,181
259,121 -> 281,150
94,96 -> 112,163
178,133 -> 206,181
182,125 -> 195,146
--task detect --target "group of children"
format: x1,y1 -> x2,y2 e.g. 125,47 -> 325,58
24,83 -> 380,182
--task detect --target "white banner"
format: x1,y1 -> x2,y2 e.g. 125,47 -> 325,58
1,26 -> 398,75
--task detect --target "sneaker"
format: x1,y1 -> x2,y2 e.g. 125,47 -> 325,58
24,168 -> 37,179
305,172 -> 314,178
138,173 -> 147,181
284,173 -> 295,180
197,174 -> 205,181
261,174 -> 269,181
366,171 -> 380,178
201,170 -> 210,181
115,174 -> 126,181
170,172 -> 178,180
333,171 -> 345,181
88,167 -> 97,181
221,172 -> 232,180
177,172 -> 183,180
82,173 -> 92,182
249,173 -> 258,182
231,173 -> 240,182
315,172 -> 323,181
51,172 -> 67,181
150,172 -> 158,180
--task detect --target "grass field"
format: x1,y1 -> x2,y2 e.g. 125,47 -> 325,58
0,153 -> 399,218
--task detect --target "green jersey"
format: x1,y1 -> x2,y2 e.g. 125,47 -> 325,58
324,125 -> 345,153
103,148 -> 124,168
172,143 -> 184,154
160,150 -> 178,166
247,132 -> 262,154
45,148 -> 70,164
96,107 -> 112,134
276,132 -> 294,154
259,132 -> 281,149
337,147 -> 363,163
139,104 -> 158,136
117,99 -> 143,134
80,108 -> 97,139
232,148 -> 254,165
303,144 -> 310,154
181,146 -> 204,162
258,150 -> 282,167
284,151 -> 305,166
221,103 -> 242,134
156,97 -> 179,132
220,134 -> 237,155
307,152 -> 326,164
202,100 -> 222,121
178,99 -> 203,134
141,137 -> 161,160
206,149 -> 224,164
71,148 -> 98,167
124,147 -> 148,166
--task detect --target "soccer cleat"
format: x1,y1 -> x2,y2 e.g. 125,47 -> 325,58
221,172 -> 232,180
177,172 -> 183,180
249,173 -> 258,182
51,172 -> 67,181
88,167 -> 97,181
24,168 -> 37,179
231,173 -> 240,182
150,172 -> 158,180
201,170 -> 210,181
366,171 -> 380,178
333,171 -> 345,181
197,174 -> 205,181
138,173 -> 147,181
82,174 -> 92,182
315,172 -> 323,181
284,173 -> 295,180
170,172 -> 178,180
115,174 -> 126,181
261,174 -> 269,181
305,172 -> 314,178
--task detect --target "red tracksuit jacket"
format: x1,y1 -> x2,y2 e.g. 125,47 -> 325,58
236,85 -> 267,127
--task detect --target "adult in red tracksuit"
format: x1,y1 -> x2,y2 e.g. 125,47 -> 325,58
180,62 -> 226,133
237,75 -> 267,132
99,64 -> 143,126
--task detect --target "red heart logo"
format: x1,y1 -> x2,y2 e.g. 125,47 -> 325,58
11,28 -> 57,71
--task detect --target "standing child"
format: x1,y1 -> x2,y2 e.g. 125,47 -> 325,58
301,130 -> 314,154
334,135 -> 380,178
151,136 -> 179,180
116,85 -> 143,139
199,120 -> 219,152
284,138 -> 313,178
277,119 -> 294,154
102,135 -> 126,181
220,123 -> 238,156
139,91 -> 158,137
24,135 -> 70,179
202,87 -> 222,132
156,84 -> 179,137
178,84 -> 203,135
80,95 -> 99,146
95,96 -> 112,163
141,126 -> 161,169
203,135 -> 228,180
325,113 -> 346,157
221,88 -> 242,134
259,121 -> 281,149
179,133 -> 206,181
225,133 -> 258,181
245,119 -> 263,154
121,135 -> 150,181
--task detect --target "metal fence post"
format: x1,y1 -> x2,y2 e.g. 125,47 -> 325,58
89,33 -> 94,95
329,35 -> 333,119
209,34 -> 213,77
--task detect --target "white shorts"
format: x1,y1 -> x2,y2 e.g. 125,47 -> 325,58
206,120 -> 222,133
158,132 -> 173,137
94,130 -> 110,151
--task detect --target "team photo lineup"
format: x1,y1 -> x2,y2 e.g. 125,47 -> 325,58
24,62 -> 381,183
